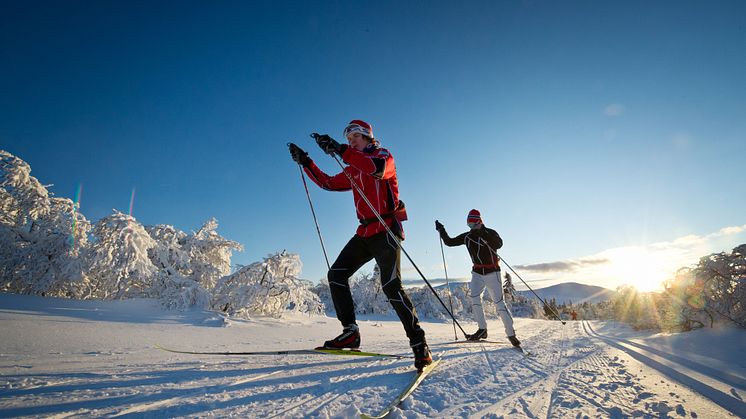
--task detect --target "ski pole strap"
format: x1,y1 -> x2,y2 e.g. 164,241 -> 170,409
358,201 -> 406,226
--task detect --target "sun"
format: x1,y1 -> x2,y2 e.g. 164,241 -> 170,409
605,247 -> 668,292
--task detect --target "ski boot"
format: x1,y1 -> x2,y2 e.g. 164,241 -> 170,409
316,324 -> 360,350
411,340 -> 433,372
508,335 -> 521,348
466,329 -> 488,341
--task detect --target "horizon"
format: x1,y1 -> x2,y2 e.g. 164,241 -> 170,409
3,1 -> 745,293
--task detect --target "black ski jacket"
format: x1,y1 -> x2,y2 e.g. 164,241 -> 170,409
439,225 -> 503,274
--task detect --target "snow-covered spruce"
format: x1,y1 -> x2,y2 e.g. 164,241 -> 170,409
211,252 -> 324,318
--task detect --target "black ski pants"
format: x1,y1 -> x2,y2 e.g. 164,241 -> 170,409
327,231 -> 426,345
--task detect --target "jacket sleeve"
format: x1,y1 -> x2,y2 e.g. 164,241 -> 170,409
303,160 -> 352,191
440,229 -> 467,247
484,228 -> 503,250
340,147 -> 395,180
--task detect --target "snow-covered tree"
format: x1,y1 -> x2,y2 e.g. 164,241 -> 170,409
662,244 -> 746,330
154,274 -> 212,310
409,283 -> 465,321
506,292 -> 545,319
145,224 -> 211,309
0,150 -> 245,309
503,273 -> 516,302
350,266 -> 396,315
0,150 -> 90,297
184,218 -> 242,290
0,150 -> 50,225
211,251 -> 323,318
146,224 -> 190,277
83,211 -> 157,299
313,277 -> 333,312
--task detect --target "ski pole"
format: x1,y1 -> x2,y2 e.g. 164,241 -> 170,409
499,255 -> 566,325
476,237 -> 566,325
439,236 -> 458,341
321,144 -> 468,337
295,161 -> 331,270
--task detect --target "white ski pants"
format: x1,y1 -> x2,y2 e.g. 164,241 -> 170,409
470,270 -> 515,336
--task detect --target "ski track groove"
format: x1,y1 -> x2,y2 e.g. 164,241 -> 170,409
110,369 -> 282,417
583,320 -> 746,418
436,321 -> 597,418
279,356 -> 401,417
469,346 -> 600,418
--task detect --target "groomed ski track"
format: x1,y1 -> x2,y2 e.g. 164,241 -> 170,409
1,295 -> 743,418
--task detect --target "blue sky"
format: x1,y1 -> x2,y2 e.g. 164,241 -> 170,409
2,1 -> 745,291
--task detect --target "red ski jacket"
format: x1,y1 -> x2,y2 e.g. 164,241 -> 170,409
304,144 -> 407,239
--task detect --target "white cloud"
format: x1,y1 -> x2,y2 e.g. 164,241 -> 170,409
515,224 -> 746,292
604,103 -> 625,116
713,225 -> 746,236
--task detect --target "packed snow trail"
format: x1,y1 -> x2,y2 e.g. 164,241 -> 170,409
0,294 -> 743,418
583,320 -> 746,417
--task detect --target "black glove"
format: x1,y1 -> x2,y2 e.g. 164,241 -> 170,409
311,133 -> 345,156
435,220 -> 445,232
288,143 -> 310,167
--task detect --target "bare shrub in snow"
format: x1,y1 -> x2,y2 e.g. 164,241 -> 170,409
211,252 -> 323,318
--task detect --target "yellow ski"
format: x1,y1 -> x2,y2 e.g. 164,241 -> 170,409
360,358 -> 441,419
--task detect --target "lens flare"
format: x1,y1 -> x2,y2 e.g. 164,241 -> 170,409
129,187 -> 136,218
69,183 -> 83,248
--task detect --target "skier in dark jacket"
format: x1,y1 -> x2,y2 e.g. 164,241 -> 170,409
288,119 -> 431,371
436,209 -> 521,348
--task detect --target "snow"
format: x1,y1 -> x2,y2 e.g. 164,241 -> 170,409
1,293 -> 745,418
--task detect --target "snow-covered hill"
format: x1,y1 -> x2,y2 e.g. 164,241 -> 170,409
517,281 -> 615,304
1,292 -> 744,418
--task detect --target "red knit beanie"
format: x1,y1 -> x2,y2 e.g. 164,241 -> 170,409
467,209 -> 482,225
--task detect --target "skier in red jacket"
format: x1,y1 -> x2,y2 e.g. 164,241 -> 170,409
288,120 -> 431,371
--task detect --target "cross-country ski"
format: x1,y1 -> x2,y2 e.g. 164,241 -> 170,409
156,344 -> 410,358
360,358 -> 442,419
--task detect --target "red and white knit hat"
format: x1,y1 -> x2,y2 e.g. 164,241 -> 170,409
343,119 -> 373,139
467,209 -> 482,226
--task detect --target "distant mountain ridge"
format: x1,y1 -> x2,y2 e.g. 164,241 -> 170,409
427,280 -> 615,305
517,282 -> 615,304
